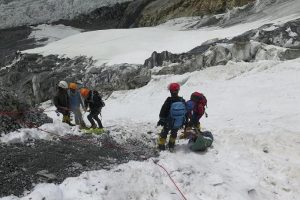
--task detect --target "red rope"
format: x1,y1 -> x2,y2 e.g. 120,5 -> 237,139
152,159 -> 187,200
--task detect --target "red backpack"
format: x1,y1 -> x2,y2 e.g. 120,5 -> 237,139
191,92 -> 207,107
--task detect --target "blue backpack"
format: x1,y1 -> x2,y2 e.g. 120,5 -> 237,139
169,101 -> 187,129
186,100 -> 195,114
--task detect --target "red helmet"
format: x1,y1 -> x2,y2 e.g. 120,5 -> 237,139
168,83 -> 180,92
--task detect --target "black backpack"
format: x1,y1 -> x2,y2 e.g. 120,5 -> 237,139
91,91 -> 105,108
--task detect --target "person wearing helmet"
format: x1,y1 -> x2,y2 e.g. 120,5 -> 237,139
157,83 -> 186,151
53,81 -> 74,126
80,88 -> 105,132
68,82 -> 86,129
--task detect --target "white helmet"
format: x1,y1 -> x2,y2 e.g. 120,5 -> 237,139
58,81 -> 68,89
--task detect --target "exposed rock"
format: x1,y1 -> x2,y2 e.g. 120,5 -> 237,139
84,64 -> 151,92
118,0 -> 156,28
144,19 -> 300,75
136,0 -> 255,27
0,87 -> 52,134
233,18 -> 300,49
146,40 -> 298,75
53,2 -> 131,30
0,0 -> 132,29
0,54 -> 151,106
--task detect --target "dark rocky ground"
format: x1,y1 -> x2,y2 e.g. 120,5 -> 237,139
0,134 -> 158,197
0,88 -> 53,134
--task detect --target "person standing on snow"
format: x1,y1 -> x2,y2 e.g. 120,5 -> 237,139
186,92 -> 207,131
178,91 -> 213,152
68,82 -> 86,129
53,80 -> 74,126
157,83 -> 186,151
80,88 -> 105,132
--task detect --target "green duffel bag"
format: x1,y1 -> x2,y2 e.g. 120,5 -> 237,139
189,131 -> 213,151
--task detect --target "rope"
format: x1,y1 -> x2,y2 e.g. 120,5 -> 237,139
152,159 -> 187,200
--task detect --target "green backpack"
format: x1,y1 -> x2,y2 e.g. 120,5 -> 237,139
189,131 -> 213,151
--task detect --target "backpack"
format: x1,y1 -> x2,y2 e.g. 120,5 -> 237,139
91,91 -> 105,108
186,100 -> 195,117
169,101 -> 187,129
189,131 -> 213,151
191,92 -> 207,107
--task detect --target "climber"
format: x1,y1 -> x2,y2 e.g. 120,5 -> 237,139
53,80 -> 74,126
80,88 -> 105,133
157,83 -> 186,151
180,91 -> 207,139
68,82 -> 86,129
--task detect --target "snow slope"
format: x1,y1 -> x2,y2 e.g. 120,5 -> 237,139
0,0 -> 132,29
2,58 -> 300,200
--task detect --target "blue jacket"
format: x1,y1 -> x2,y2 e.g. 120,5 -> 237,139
69,90 -> 84,110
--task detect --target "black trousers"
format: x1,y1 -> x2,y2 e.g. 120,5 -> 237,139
87,109 -> 103,128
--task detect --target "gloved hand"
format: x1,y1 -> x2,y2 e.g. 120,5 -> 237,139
157,118 -> 166,126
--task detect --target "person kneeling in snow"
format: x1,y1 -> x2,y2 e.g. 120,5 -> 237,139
80,88 -> 105,132
157,83 -> 186,151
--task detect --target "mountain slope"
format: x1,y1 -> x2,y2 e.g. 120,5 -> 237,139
2,58 -> 300,200
0,0 -> 299,199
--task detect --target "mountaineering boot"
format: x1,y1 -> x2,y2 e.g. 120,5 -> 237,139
90,124 -> 97,129
194,124 -> 201,134
79,123 -> 87,130
168,136 -> 177,151
78,119 -> 87,129
62,115 -> 68,123
63,115 -> 75,126
158,137 -> 166,151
